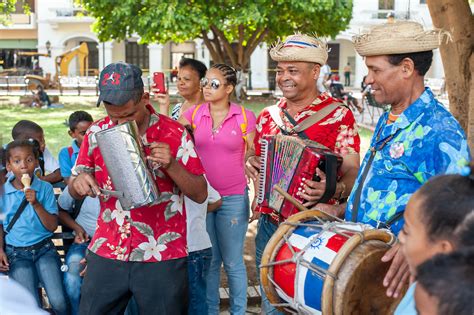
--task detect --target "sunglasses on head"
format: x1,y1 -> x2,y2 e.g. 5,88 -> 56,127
200,78 -> 222,90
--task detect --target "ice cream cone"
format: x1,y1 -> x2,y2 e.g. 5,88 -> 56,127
21,174 -> 31,191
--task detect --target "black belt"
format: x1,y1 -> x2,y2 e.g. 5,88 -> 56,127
6,237 -> 52,251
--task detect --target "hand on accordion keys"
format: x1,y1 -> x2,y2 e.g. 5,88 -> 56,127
299,168 -> 330,207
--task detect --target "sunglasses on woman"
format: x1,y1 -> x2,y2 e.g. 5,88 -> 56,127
200,78 -> 223,90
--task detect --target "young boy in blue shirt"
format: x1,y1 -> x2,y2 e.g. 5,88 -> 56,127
0,140 -> 69,315
58,111 -> 93,185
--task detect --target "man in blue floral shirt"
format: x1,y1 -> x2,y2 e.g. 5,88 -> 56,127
317,21 -> 470,302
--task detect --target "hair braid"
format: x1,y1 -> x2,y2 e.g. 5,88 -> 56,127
211,63 -> 237,86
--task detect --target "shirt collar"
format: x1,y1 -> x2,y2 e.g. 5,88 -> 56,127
4,174 -> 41,194
379,87 -> 435,140
200,102 -> 241,118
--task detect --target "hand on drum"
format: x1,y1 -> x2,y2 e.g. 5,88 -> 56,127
381,243 -> 410,298
245,155 -> 260,182
147,142 -> 173,170
311,203 -> 345,218
299,168 -> 327,207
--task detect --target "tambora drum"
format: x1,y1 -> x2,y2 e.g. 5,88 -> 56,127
260,210 -> 403,314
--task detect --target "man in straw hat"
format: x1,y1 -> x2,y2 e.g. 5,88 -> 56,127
68,62 -> 208,314
245,33 -> 361,314
320,21 -> 471,306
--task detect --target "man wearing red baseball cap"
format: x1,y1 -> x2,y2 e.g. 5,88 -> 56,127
69,62 -> 207,314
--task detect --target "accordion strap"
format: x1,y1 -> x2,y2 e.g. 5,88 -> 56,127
293,102 -> 342,133
268,102 -> 342,138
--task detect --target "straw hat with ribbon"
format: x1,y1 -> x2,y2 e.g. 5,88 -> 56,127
353,21 -> 451,57
270,33 -> 328,65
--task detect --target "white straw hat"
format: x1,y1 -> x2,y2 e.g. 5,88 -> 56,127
353,21 -> 451,56
270,34 -> 328,65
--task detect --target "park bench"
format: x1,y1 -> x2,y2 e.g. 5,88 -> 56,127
0,76 -> 28,94
59,76 -> 99,96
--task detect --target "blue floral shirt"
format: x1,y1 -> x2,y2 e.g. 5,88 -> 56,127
346,88 -> 470,234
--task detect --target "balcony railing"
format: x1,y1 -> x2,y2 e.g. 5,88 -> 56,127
54,7 -> 89,18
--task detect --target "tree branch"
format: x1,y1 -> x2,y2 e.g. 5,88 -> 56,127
238,24 -> 244,66
210,26 -> 225,63
211,24 -> 238,67
201,30 -> 219,62
243,28 -> 269,68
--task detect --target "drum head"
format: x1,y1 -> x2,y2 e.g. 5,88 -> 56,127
331,240 -> 405,314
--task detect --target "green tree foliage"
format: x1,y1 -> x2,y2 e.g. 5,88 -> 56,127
81,0 -> 352,69
0,0 -> 31,26
0,0 -> 18,25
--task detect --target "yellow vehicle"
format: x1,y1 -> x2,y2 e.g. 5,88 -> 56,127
17,42 -> 89,89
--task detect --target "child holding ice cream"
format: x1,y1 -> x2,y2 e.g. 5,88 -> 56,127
0,139 -> 69,314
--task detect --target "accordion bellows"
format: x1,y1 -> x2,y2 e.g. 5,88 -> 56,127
257,135 -> 342,218
95,121 -> 160,210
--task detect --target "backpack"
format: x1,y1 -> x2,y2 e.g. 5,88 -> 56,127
191,103 -> 248,146
65,145 -> 84,219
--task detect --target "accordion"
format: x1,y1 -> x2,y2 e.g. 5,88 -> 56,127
256,134 -> 342,219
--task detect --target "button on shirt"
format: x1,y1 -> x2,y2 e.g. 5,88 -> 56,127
73,104 -> 205,262
346,88 -> 471,234
1,175 -> 58,247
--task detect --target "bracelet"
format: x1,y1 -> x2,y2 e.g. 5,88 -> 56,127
338,182 -> 346,200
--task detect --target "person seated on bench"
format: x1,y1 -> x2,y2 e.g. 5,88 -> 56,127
31,86 -> 51,108
0,140 -> 69,314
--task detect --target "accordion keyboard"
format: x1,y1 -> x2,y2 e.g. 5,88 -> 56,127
257,139 -> 269,204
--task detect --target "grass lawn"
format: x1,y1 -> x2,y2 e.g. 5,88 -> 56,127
0,95 -> 374,158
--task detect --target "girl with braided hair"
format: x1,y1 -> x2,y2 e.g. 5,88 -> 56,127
181,63 -> 257,314
394,162 -> 474,315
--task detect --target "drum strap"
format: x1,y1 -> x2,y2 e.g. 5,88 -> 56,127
351,126 -> 401,222
378,210 -> 405,230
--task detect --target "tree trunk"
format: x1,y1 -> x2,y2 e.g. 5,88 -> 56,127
427,0 -> 474,150
201,26 -> 268,72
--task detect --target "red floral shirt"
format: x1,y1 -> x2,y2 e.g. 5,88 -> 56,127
74,104 -> 205,262
254,93 -> 360,214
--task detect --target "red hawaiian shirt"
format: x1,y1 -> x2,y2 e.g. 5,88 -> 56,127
254,93 -> 360,214
74,104 -> 205,262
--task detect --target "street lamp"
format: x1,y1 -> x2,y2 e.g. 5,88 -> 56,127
45,40 -> 51,56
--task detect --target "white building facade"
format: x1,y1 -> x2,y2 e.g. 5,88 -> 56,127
1,0 -> 447,89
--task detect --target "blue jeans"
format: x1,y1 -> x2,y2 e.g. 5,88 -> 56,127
6,239 -> 70,315
206,192 -> 249,315
63,241 -> 89,315
255,215 -> 285,315
188,247 -> 212,315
